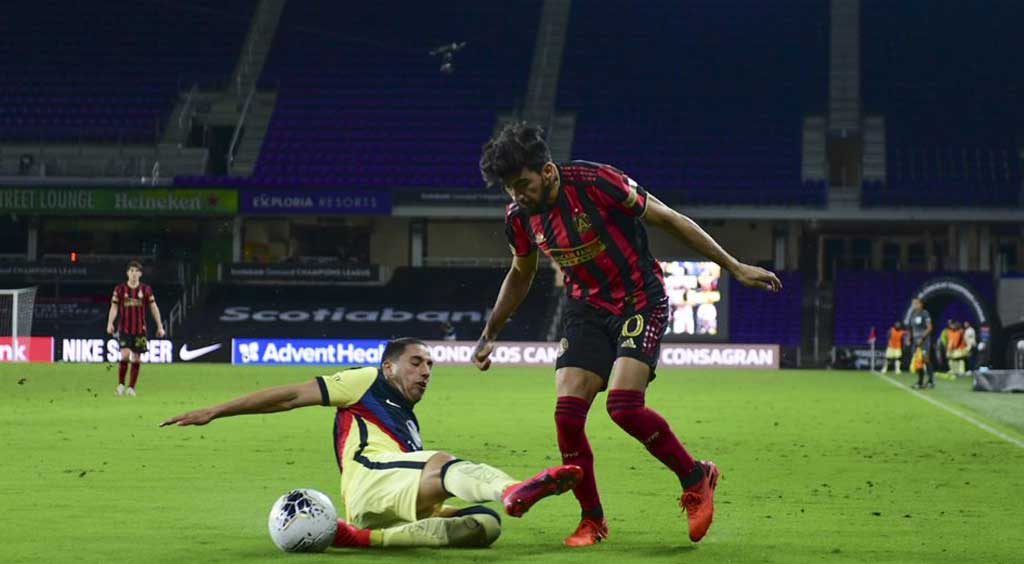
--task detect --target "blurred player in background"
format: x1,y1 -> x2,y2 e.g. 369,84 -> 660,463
936,319 -> 954,372
946,321 -> 968,375
106,261 -> 164,396
882,321 -> 907,374
963,321 -> 977,370
162,338 -> 582,549
473,122 -> 782,546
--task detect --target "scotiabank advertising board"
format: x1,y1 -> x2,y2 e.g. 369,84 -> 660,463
231,339 -> 779,369
0,336 -> 54,362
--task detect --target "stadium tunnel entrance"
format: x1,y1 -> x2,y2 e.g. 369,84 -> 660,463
902,277 -> 1004,367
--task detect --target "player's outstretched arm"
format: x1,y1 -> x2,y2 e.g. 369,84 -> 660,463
159,380 -> 322,427
473,251 -> 539,370
643,194 -> 782,292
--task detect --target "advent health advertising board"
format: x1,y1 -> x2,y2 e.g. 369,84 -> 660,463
231,339 -> 779,369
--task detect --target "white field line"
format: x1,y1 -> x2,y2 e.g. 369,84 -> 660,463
874,371 -> 1024,450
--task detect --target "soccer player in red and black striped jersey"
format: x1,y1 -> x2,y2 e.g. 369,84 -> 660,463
473,123 -> 782,546
106,261 -> 165,397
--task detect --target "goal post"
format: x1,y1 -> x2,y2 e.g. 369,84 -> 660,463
0,287 -> 38,358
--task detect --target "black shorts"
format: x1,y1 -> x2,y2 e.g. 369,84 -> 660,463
913,337 -> 932,357
118,334 -> 149,354
555,297 -> 669,385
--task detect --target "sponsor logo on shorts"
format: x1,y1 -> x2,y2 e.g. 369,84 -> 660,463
621,314 -> 645,338
558,338 -> 569,357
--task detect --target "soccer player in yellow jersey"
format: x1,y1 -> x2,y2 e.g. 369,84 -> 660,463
161,338 -> 582,549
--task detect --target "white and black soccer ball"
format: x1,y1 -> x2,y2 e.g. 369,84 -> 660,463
268,489 -> 338,553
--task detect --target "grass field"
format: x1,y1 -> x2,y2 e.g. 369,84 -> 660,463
2,363 -> 1023,564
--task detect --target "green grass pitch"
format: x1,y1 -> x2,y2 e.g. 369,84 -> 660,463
2,363 -> 1023,563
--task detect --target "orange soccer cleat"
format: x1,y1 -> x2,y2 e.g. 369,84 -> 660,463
680,460 -> 721,542
502,464 -> 583,518
563,516 -> 608,547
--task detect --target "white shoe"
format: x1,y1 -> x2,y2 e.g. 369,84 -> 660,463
116,384 -> 125,396
126,387 -> 136,397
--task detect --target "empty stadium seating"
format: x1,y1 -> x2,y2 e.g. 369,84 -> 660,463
861,0 -> 1024,206
243,0 -> 542,188
832,271 -> 995,346
0,1 -> 254,144
559,0 -> 827,205
730,271 -> 802,345
185,1 -> 827,206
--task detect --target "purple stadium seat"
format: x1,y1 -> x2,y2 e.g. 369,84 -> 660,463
861,0 -> 1024,207
0,1 -> 254,144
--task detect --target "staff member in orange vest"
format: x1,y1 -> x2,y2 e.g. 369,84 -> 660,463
946,321 -> 969,375
882,321 -> 907,374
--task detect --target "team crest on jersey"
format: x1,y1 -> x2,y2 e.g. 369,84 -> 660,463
573,211 -> 592,234
535,232 -> 546,244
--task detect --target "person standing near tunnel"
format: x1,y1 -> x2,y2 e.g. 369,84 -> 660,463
909,298 -> 935,389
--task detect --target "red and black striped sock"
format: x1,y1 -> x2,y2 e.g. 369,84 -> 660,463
129,362 -> 140,388
117,361 -> 128,386
607,389 -> 699,488
555,396 -> 603,518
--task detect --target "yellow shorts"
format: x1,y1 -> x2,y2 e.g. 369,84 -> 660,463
342,450 -> 441,529
885,347 -> 903,360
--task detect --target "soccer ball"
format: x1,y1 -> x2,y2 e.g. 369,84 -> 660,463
267,489 -> 338,553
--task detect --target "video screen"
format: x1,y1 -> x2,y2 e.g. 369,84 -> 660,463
660,260 -> 729,341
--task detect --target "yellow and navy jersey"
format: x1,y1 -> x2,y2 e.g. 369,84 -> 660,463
316,367 -> 424,475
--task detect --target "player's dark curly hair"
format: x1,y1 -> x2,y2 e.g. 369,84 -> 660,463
126,260 -> 143,271
382,337 -> 427,366
479,122 -> 552,187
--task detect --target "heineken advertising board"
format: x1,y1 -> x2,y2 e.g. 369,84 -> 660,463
0,188 -> 238,215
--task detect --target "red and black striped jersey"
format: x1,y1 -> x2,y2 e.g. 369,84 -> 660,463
505,161 -> 666,316
111,282 -> 154,335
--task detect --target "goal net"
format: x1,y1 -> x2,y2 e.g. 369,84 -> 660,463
0,287 -> 38,360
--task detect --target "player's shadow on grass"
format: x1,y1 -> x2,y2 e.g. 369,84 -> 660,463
238,543 -> 696,561
500,541 -> 698,560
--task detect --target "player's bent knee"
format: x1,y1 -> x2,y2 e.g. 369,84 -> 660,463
606,390 -> 645,428
426,451 -> 456,468
555,368 -> 604,401
446,506 -> 501,548
607,405 -> 631,427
